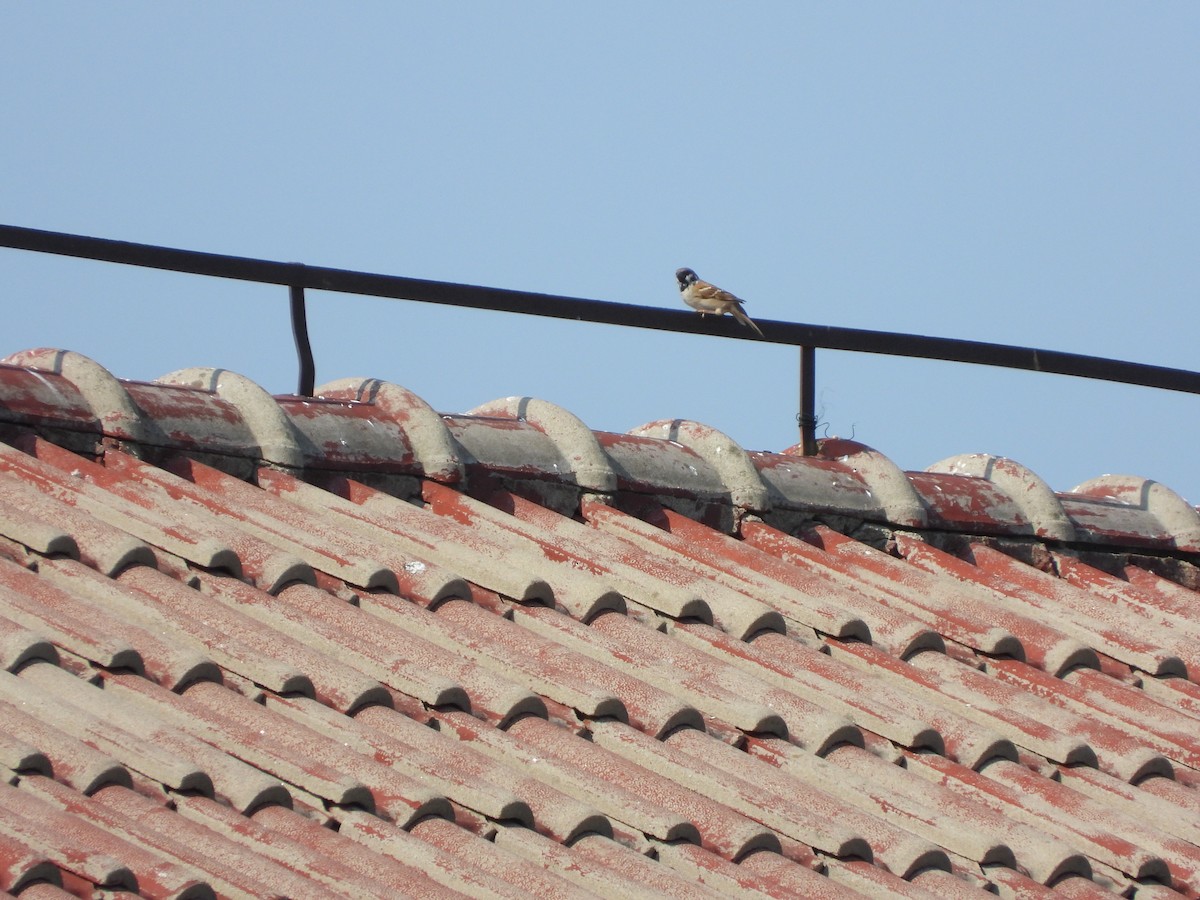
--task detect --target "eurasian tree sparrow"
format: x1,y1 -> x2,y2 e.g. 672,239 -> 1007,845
675,267 -> 764,337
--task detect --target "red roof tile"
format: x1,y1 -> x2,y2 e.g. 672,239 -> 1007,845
1,347 -> 1200,896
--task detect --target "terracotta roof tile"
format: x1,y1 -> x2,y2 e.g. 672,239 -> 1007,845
2,347 -> 1200,895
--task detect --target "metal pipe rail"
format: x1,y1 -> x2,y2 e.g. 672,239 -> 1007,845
3,223 -> 1197,453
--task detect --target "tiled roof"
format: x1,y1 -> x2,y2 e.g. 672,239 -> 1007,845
2,347 -> 1200,898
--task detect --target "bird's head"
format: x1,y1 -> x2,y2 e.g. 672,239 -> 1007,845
675,267 -> 698,288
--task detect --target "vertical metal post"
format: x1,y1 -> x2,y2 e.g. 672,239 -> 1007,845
798,345 -> 817,456
289,282 -> 316,396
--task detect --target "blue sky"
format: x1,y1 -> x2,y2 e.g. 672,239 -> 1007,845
4,5 -> 1198,502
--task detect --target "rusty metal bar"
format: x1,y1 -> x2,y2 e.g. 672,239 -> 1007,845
798,346 -> 817,455
3,223 -> 1200,398
289,281 -> 315,396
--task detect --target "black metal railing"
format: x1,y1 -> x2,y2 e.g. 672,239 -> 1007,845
3,223 -> 1198,455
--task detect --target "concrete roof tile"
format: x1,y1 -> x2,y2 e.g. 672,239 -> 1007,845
254,804 -> 467,898
644,723 -> 949,879
91,785 -> 333,898
502,714 -> 772,857
676,622 -> 944,756
0,777 -> 208,898
630,418 -> 771,512
927,454 -> 1078,542
902,536 -> 1181,676
171,794 -> 425,899
178,678 -> 451,826
266,693 -> 533,828
751,448 -> 891,523
912,651 -> 1163,780
6,439 -> 243,576
987,659 -> 1189,779
0,357 -> 96,434
435,597 -> 678,731
835,643 -> 1093,769
356,704 -> 611,844
195,574 -> 474,713
911,753 -> 1173,887
671,512 -> 943,655
492,823 -> 695,899
907,470 -> 1035,536
735,847 -> 865,898
2,350 -> 149,445
0,556 -> 222,683
411,815 -> 598,899
742,627 -> 1020,768
799,438 -> 929,527
1069,475 -> 1200,551
0,566 -> 143,672
821,742 -> 1089,886
820,857 -> 946,898
970,545 -> 1189,675
0,694 -> 127,795
506,605 -> 705,737
588,610 -> 829,742
156,452 -> 400,591
0,615 -> 57,674
808,526 -> 1097,673
653,839 -> 832,897
275,394 -> 420,474
260,468 -> 554,606
1058,766 -> 1200,852
4,349 -> 1200,895
10,663 -> 239,798
352,590 -> 554,727
39,559 -> 314,698
118,564 -> 385,710
985,759 -> 1195,892
431,482 -> 713,624
1064,668 -> 1200,769
582,500 -> 799,641
316,377 -> 465,483
102,670 -> 359,813
0,829 -> 60,895
1122,561 -> 1200,623
739,520 -> 953,654
749,736 -> 1014,872
355,813 -> 565,899
0,725 -> 50,781
595,430 -> 729,505
469,396 -> 617,494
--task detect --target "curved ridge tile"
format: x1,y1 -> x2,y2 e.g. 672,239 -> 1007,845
595,431 -> 727,502
317,378 -> 464,483
926,454 -> 1077,541
806,439 -> 927,527
1071,475 -> 1200,552
629,419 -> 769,513
159,367 -> 303,468
751,450 -> 888,528
276,395 -> 418,475
443,414 -> 575,490
0,353 -> 96,434
4,349 -> 151,443
469,396 -> 617,493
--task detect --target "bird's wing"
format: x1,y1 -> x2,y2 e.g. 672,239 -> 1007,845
692,281 -> 744,305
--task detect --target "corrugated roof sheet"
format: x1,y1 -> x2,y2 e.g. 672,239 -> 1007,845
1,347 -> 1199,897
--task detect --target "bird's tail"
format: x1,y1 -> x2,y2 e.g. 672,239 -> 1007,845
731,303 -> 764,337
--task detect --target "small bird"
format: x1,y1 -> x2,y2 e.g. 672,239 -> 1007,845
675,267 -> 764,337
